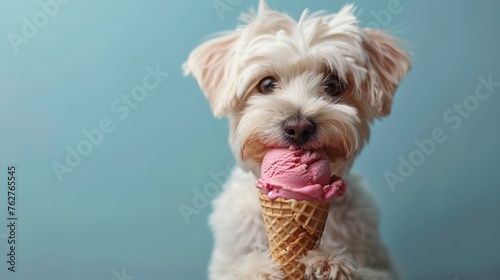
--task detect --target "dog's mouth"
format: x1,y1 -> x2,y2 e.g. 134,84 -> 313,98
242,139 -> 346,166
239,134 -> 356,178
239,119 -> 359,175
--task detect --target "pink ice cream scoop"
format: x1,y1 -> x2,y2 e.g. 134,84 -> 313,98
256,147 -> 346,201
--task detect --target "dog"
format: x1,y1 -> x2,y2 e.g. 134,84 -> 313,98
183,1 -> 411,279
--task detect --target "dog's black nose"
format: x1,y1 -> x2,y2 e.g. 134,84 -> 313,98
283,117 -> 316,145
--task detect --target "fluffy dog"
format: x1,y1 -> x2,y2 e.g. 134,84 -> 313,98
183,1 -> 411,279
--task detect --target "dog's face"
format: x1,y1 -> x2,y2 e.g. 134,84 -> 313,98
184,1 -> 411,176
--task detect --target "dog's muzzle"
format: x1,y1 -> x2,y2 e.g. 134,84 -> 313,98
283,117 -> 316,146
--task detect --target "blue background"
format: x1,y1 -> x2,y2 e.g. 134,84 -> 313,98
1,0 -> 499,279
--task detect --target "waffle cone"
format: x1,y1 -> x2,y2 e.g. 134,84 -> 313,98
258,191 -> 331,280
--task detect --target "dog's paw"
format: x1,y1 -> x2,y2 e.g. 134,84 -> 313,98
236,250 -> 284,280
299,246 -> 357,280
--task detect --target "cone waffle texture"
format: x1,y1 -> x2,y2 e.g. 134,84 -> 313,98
258,191 -> 331,280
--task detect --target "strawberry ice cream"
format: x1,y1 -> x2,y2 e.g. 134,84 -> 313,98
256,147 -> 346,201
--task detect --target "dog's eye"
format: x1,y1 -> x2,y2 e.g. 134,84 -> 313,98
322,76 -> 345,97
257,77 -> 278,94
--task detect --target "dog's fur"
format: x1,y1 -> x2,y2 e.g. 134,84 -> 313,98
183,1 -> 411,279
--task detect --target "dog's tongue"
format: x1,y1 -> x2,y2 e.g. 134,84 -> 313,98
256,147 -> 346,201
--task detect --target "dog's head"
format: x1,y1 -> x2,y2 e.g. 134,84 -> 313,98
183,0 -> 411,176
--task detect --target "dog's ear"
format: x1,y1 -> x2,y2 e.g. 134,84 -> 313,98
183,31 -> 241,118
363,29 -> 411,117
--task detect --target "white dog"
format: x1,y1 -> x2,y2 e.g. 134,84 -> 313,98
184,1 -> 411,279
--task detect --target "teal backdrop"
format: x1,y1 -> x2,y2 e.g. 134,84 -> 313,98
1,0 -> 499,279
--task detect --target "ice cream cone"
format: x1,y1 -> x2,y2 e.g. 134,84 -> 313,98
258,191 -> 331,280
